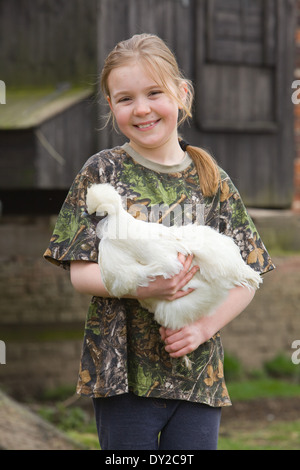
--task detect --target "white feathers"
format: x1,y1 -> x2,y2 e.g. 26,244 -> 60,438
86,183 -> 262,331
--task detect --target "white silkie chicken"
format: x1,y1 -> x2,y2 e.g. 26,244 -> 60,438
86,183 -> 262,337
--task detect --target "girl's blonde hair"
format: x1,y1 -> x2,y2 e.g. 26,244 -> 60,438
100,33 -> 221,197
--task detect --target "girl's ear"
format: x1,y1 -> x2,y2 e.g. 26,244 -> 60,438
107,96 -> 113,111
178,81 -> 188,109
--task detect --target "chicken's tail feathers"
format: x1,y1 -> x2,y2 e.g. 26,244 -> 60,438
238,267 -> 263,291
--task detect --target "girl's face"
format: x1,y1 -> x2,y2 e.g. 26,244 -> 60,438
107,61 -> 183,159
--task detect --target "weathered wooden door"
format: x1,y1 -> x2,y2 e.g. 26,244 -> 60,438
97,0 -> 296,207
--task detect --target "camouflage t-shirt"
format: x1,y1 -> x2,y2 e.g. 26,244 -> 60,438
44,142 -> 275,407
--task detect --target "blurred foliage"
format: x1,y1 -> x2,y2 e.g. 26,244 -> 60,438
264,353 -> 300,382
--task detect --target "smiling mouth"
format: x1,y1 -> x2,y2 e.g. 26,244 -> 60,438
135,120 -> 160,129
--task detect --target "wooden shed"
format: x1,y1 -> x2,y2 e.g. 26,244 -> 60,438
0,86 -> 95,189
0,86 -> 96,213
0,0 -> 98,214
0,0 -> 296,210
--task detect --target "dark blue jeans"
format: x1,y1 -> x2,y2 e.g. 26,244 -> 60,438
93,392 -> 221,450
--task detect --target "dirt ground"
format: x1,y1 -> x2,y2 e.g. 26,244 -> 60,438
220,396 -> 300,432
0,390 -> 83,450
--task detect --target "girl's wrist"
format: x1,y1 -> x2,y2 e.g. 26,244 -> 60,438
194,315 -> 216,343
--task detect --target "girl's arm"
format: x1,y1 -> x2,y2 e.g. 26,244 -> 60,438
70,261 -> 110,297
70,253 -> 199,300
160,284 -> 256,358
70,259 -> 256,358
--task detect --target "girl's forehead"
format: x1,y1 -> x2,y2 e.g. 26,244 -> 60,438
108,59 -> 173,92
111,60 -> 157,80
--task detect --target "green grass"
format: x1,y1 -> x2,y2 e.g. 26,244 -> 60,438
219,420 -> 300,450
67,430 -> 100,450
218,374 -> 300,450
219,421 -> 300,450
227,378 -> 300,401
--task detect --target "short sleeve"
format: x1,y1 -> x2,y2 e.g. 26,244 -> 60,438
218,170 -> 275,275
43,155 -> 101,270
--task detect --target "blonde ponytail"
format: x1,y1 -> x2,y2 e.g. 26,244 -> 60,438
179,139 -> 221,197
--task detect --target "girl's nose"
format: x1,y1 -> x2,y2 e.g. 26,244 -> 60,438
133,98 -> 151,116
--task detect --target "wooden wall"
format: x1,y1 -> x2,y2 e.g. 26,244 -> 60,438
292,0 -> 300,212
97,0 -> 296,209
0,0 -> 297,207
0,0 -> 98,88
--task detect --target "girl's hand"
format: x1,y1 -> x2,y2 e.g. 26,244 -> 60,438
70,254 -> 199,300
159,319 -> 209,358
134,253 -> 199,301
159,285 -> 256,358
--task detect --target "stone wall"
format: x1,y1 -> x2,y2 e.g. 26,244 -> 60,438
222,255 -> 300,370
0,214 -> 299,398
0,216 -> 89,398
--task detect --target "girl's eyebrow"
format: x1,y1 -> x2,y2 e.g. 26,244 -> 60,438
111,90 -> 130,100
112,84 -> 162,100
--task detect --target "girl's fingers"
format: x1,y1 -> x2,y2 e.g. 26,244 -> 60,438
177,252 -> 186,265
171,286 -> 194,300
160,327 -> 188,357
178,253 -> 193,273
164,328 -> 182,343
177,264 -> 199,292
163,255 -> 199,300
164,334 -> 190,357
159,326 -> 167,341
136,254 -> 199,301
163,327 -> 195,357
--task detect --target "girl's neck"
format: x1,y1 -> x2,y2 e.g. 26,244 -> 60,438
129,136 -> 185,167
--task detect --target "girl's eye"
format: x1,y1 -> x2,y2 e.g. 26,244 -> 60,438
149,90 -> 162,97
118,97 -> 132,103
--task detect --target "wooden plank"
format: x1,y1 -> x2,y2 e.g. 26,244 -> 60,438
0,93 -> 96,189
0,131 -> 36,188
272,0 -> 296,206
263,0 -> 277,65
191,0 -> 296,207
173,0 -> 194,78
207,0 -> 272,65
196,65 -> 276,132
36,98 -> 97,189
0,88 -> 94,130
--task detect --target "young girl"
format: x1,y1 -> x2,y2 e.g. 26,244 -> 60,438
44,33 -> 274,450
